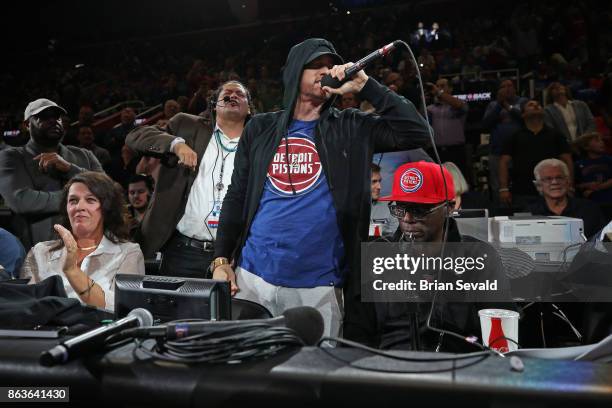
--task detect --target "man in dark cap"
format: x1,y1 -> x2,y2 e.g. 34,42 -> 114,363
212,38 -> 431,343
0,98 -> 103,249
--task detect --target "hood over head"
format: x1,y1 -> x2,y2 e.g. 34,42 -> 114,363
277,38 -> 343,135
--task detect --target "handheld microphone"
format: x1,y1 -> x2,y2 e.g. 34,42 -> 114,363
321,40 -> 401,89
122,306 -> 324,346
39,308 -> 153,366
215,96 -> 232,107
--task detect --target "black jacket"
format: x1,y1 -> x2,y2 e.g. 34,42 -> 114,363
214,38 -> 431,344
377,219 -> 515,351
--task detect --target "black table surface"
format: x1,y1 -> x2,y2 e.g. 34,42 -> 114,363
1,337 -> 612,407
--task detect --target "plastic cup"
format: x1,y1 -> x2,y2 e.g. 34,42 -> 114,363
478,309 -> 519,353
369,223 -> 382,237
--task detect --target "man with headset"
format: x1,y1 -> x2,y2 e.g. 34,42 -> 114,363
375,161 -> 513,351
126,80 -> 252,278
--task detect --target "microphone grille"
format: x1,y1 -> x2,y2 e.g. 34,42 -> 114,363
128,308 -> 154,327
282,306 -> 324,346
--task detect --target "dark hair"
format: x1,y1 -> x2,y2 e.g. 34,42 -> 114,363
573,131 -> 601,155
520,98 -> 539,113
370,163 -> 381,173
128,173 -> 154,193
52,172 -> 130,250
544,82 -> 573,106
210,80 -> 254,117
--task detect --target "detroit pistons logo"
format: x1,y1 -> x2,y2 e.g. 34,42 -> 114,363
399,168 -> 423,193
268,136 -> 322,194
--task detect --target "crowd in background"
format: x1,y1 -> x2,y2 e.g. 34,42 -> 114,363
0,0 -> 611,349
1,0 -> 611,224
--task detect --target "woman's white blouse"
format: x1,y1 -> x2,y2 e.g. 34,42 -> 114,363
20,236 -> 145,311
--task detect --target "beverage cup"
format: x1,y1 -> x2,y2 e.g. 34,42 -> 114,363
478,309 -> 519,353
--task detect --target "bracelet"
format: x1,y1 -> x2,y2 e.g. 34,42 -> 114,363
211,257 -> 230,272
498,188 -> 510,193
78,278 -> 96,296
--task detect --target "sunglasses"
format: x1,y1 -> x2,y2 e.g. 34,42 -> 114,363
388,201 -> 448,220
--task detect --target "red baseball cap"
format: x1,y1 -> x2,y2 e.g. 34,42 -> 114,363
378,161 -> 455,204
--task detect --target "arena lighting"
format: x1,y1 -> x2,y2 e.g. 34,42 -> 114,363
227,0 -> 258,22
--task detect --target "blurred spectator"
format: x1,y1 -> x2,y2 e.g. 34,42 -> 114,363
426,22 -> 451,50
0,99 -> 103,250
384,72 -> 405,94
512,16 -> 541,74
528,159 -> 606,239
64,103 -> 96,148
426,78 -> 469,177
77,125 -> 111,170
574,132 -> 612,202
127,174 -> 153,224
443,161 -> 491,211
340,92 -> 361,110
482,80 -> 528,205
108,143 -> 140,190
78,104 -> 95,126
187,82 -> 209,115
410,22 -> 428,50
544,82 -> 596,143
127,173 -> 154,239
19,172 -> 145,310
417,48 -> 436,74
186,60 -> 207,94
104,107 -> 136,154
461,55 -> 481,79
369,163 -> 398,238
177,96 -> 189,112
157,99 -> 180,128
499,99 -> 573,210
60,114 -> 75,145
0,228 -> 26,278
159,73 -> 182,102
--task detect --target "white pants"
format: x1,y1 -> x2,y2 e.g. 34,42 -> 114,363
234,267 -> 344,340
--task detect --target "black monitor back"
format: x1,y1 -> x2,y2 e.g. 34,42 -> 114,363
115,274 -> 231,322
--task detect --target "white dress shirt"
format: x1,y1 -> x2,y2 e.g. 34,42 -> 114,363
20,236 -> 145,311
176,126 -> 239,241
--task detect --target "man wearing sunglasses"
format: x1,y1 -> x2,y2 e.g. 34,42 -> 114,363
376,161 -> 513,351
380,161 -> 456,243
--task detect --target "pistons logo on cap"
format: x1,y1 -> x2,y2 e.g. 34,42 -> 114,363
399,168 -> 423,193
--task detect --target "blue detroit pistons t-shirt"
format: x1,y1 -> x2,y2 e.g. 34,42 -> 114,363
239,119 -> 346,287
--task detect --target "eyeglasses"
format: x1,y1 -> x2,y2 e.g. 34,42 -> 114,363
537,176 -> 567,185
388,201 -> 448,220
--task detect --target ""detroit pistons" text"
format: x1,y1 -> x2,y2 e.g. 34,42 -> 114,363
271,152 -> 315,174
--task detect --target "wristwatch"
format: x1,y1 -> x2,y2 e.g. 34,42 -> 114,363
211,257 -> 229,272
